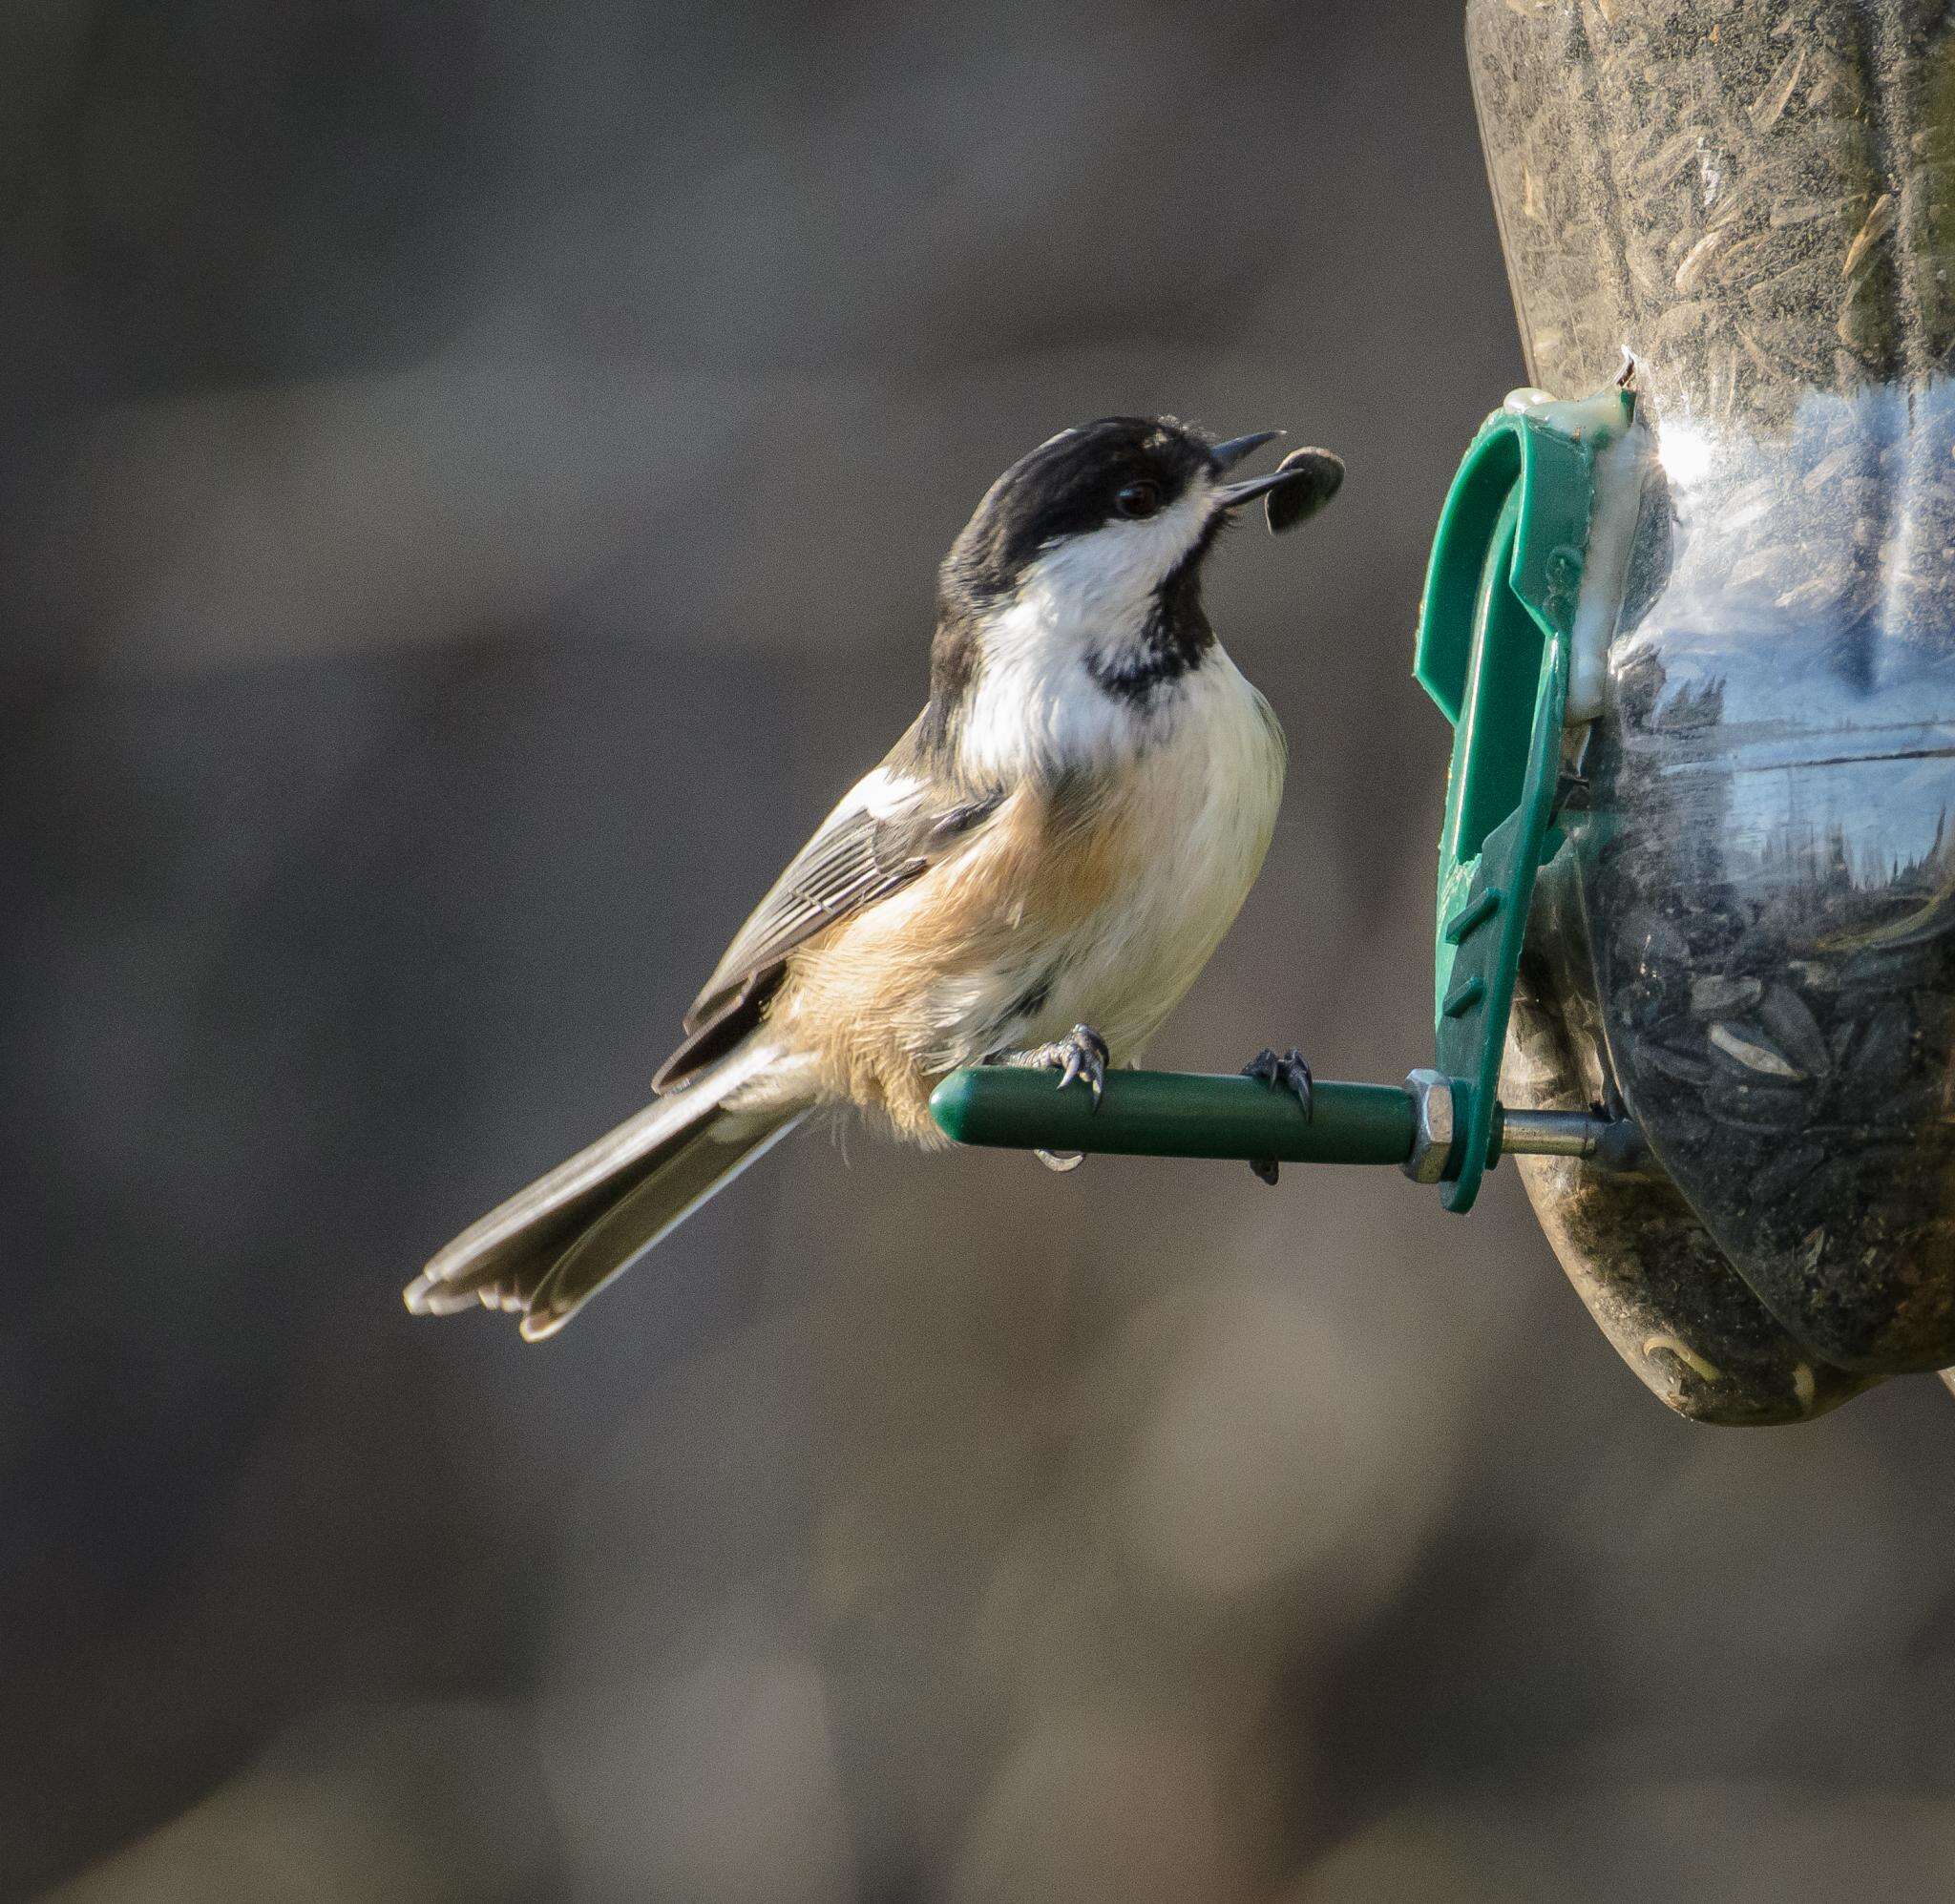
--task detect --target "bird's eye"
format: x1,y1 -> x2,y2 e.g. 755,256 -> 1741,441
1114,480 -> 1162,520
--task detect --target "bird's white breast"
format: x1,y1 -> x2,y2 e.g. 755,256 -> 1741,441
935,641 -> 1285,1067
1047,650 -> 1285,1057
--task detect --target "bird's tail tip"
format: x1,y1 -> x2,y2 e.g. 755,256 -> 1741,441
403,1254 -> 572,1332
403,1052 -> 809,1338
403,1268 -> 470,1317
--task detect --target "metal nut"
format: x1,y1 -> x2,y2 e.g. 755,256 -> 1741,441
1402,1069 -> 1457,1183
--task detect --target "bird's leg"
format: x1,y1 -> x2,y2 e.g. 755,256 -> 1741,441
1000,1023 -> 1110,1103
1241,1045 -> 1314,1186
987,1023 -> 1110,1174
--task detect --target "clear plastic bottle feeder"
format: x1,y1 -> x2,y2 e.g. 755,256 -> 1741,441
934,0 -> 1955,1425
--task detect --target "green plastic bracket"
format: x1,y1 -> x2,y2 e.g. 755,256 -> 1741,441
925,389 -> 1630,1203
1414,388 -> 1629,1210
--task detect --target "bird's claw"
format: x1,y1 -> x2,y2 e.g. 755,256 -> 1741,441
1243,1045 -> 1314,1118
1052,1024 -> 1109,1104
1242,1045 -> 1314,1187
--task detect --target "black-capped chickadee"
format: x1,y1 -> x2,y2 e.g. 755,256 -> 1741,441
406,417 -> 1343,1338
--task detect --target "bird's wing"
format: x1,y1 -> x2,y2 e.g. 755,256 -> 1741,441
653,731 -> 1004,1089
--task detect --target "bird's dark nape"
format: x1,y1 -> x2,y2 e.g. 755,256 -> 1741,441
914,611 -> 981,766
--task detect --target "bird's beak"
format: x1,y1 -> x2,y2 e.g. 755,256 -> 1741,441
1215,444 -> 1346,534
1209,430 -> 1282,472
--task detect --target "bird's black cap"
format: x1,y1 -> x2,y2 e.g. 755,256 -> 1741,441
944,416 -> 1216,601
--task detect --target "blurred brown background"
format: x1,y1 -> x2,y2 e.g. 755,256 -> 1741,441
7,2 -> 1955,1898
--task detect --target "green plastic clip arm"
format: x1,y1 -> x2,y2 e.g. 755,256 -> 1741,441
1414,387 -> 1633,1211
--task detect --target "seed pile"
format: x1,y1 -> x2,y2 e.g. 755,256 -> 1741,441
1506,857 -> 1876,1421
1585,639 -> 1955,1370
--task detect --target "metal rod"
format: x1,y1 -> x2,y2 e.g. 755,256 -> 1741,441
1496,1109 -> 1603,1156
1494,1105 -> 1650,1172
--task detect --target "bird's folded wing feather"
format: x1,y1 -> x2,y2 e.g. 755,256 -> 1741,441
654,731 -> 1003,1088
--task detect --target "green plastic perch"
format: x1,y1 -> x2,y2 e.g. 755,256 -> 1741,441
929,1068 -> 1415,1166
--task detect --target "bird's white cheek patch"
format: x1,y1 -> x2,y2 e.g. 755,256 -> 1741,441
953,483 -> 1219,780
1028,488 -> 1214,622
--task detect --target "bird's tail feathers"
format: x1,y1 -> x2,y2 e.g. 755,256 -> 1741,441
405,1038 -> 808,1340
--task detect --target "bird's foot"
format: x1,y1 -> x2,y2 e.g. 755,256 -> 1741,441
1018,1024 -> 1109,1105
1242,1045 -> 1314,1186
1243,1045 -> 1314,1116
